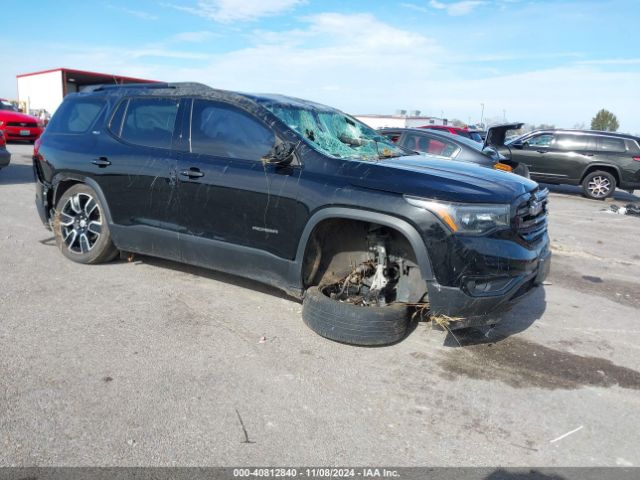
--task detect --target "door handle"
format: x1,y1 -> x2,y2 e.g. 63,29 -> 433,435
585,153 -> 594,157
536,150 -> 547,154
179,168 -> 205,179
91,157 -> 111,167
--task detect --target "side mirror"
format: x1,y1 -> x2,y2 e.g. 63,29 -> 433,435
262,141 -> 296,166
511,141 -> 525,150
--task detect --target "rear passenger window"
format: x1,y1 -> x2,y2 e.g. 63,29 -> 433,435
120,97 -> 179,149
555,134 -> 594,151
190,99 -> 274,160
598,137 -> 626,153
46,98 -> 105,134
402,133 -> 459,158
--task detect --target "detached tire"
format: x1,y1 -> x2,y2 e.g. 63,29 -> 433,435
53,183 -> 118,264
302,286 -> 409,346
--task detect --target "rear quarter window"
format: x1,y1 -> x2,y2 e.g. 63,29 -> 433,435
46,98 -> 106,134
597,137 -> 626,153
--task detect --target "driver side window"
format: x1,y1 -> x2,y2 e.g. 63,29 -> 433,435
527,134 -> 554,147
190,99 -> 275,160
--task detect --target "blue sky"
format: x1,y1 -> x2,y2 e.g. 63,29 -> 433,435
2,0 -> 639,132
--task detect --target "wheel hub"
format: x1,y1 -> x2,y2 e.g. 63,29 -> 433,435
60,192 -> 102,254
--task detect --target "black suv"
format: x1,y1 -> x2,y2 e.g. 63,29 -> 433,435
33,83 -> 550,345
502,129 -> 640,199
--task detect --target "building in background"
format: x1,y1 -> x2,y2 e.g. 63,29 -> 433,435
17,68 -> 157,116
355,110 -> 447,130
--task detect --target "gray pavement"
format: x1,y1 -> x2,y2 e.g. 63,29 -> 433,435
1,143 -> 639,466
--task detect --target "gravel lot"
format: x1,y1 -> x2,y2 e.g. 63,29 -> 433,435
1,143 -> 640,467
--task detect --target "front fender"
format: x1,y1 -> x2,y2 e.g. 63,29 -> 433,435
290,207 -> 434,287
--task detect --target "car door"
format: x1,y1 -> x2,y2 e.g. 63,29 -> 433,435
512,133 -> 558,181
95,96 -> 183,256
177,98 -> 304,262
551,134 -> 597,182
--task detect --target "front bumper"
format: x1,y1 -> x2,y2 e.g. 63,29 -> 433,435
3,126 -> 42,141
427,236 -> 551,329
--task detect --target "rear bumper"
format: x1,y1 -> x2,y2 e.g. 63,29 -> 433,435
34,165 -> 51,229
0,149 -> 10,168
427,235 -> 550,329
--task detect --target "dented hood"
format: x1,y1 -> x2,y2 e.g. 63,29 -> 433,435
349,155 -> 537,203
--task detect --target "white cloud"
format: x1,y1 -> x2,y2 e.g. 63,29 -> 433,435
429,0 -> 485,16
170,0 -> 304,22
2,12 -> 639,133
401,3 -> 431,13
576,58 -> 640,66
108,5 -> 158,20
169,31 -> 218,43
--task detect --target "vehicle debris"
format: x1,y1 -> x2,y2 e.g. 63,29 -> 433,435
602,203 -> 640,217
549,425 -> 584,444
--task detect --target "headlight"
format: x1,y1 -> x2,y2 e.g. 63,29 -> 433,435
404,196 -> 510,234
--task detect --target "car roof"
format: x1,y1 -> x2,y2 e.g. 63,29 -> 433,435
77,82 -> 339,113
528,128 -> 640,142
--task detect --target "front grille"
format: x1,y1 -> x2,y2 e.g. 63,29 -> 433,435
7,122 -> 38,127
515,188 -> 548,243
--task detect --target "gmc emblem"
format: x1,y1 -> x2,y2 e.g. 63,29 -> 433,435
529,201 -> 543,216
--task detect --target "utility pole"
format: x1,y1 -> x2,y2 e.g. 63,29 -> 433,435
480,103 -> 484,129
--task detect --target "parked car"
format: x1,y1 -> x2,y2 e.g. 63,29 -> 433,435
379,126 -> 529,177
0,130 -> 10,169
418,125 -> 483,142
0,98 -> 43,142
34,82 -> 550,345
492,128 -> 640,199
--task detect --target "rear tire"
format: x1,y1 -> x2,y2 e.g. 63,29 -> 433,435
53,184 -> 118,264
302,286 -> 409,346
582,170 -> 616,200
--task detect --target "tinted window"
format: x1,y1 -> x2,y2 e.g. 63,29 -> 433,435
47,98 -> 105,134
555,134 -> 594,151
402,133 -> 460,158
382,132 -> 401,143
527,134 -> 554,147
0,100 -> 19,112
191,99 -> 274,160
625,139 -> 640,154
120,97 -> 179,149
598,137 -> 626,153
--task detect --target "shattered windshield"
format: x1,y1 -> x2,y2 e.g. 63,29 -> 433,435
260,102 -> 410,161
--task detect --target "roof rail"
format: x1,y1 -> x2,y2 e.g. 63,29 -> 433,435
87,82 -> 173,92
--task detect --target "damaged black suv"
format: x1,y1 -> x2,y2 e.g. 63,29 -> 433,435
34,83 -> 550,345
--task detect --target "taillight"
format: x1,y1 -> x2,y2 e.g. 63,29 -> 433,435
494,162 -> 513,172
633,156 -> 640,162
33,138 -> 42,160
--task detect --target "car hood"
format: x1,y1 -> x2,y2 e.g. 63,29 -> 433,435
0,111 -> 39,123
349,155 -> 537,203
